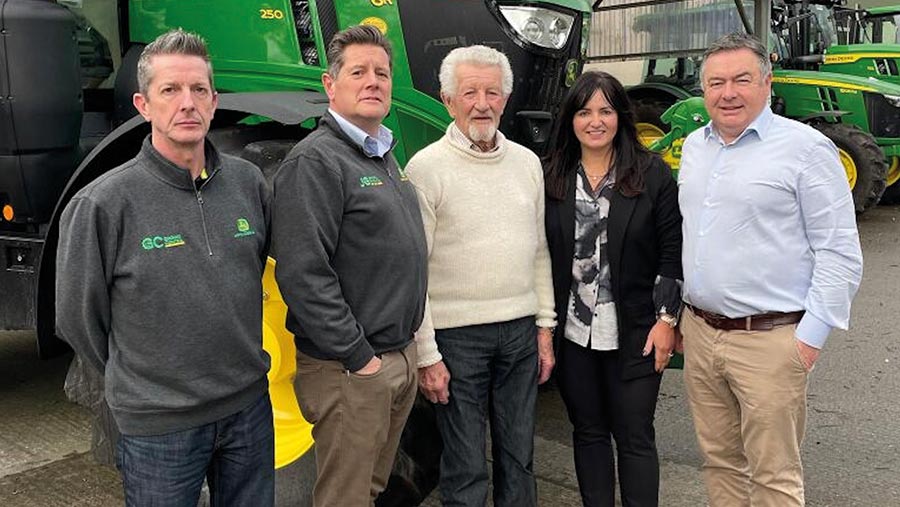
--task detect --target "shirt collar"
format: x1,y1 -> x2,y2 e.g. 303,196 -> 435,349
703,106 -> 774,145
328,108 -> 394,158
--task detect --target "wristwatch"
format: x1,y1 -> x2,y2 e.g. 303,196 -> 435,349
658,313 -> 678,328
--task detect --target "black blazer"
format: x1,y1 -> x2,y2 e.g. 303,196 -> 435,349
545,157 -> 682,380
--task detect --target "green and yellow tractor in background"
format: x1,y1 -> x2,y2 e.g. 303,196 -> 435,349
589,0 -> 900,213
0,0 -> 592,503
829,2 -> 900,202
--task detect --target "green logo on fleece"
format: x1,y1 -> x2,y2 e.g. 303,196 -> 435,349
234,218 -> 256,238
141,234 -> 185,250
359,175 -> 384,188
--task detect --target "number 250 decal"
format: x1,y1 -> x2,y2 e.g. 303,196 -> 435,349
260,8 -> 285,19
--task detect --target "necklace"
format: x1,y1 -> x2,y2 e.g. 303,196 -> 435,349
585,171 -> 607,182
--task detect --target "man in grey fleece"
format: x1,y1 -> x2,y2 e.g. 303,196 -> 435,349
55,30 -> 274,506
272,25 -> 427,507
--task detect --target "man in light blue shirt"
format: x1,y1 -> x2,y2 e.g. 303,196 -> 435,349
678,32 -> 862,507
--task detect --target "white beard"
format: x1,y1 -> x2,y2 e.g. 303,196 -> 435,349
467,123 -> 497,144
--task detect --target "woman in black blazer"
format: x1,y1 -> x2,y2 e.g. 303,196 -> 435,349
543,71 -> 683,507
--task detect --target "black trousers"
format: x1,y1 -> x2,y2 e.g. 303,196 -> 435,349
557,338 -> 662,507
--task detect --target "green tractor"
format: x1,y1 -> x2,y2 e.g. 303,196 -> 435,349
0,0 -> 591,503
590,0 -> 900,213
829,3 -> 900,202
769,0 -> 900,210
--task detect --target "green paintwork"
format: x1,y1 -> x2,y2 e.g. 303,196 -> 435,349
867,5 -> 900,17
547,0 -> 592,11
646,96 -> 709,172
770,69 -> 900,157
130,0 -> 303,65
772,70 -> 873,136
822,45 -> 900,87
128,0 -> 590,165
642,69 -> 900,165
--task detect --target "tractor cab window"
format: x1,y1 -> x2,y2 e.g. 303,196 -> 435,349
809,5 -> 838,51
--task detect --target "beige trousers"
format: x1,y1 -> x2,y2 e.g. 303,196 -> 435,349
294,342 -> 418,507
682,307 -> 809,507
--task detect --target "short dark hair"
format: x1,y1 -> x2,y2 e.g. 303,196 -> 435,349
326,25 -> 393,77
543,71 -> 657,201
700,32 -> 772,88
137,29 -> 213,96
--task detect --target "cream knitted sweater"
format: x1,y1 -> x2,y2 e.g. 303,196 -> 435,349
406,125 -> 556,368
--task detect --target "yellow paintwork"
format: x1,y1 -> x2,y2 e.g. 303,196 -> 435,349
636,122 -> 665,146
262,258 -> 315,469
887,156 -> 900,187
824,53 -> 900,64
637,122 -> 683,170
837,148 -> 859,190
771,75 -> 877,93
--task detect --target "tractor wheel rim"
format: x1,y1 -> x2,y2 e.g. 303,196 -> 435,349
637,122 -> 665,147
886,156 -> 900,187
839,148 -> 858,190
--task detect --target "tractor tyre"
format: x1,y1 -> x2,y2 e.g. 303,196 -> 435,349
632,96 -> 675,132
879,157 -> 900,205
814,123 -> 888,213
633,97 -> 675,151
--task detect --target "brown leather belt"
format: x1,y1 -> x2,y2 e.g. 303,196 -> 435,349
685,303 -> 804,331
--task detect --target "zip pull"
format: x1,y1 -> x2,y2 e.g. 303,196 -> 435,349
195,190 -> 213,256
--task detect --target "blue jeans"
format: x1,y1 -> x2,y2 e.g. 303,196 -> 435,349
116,393 -> 274,507
434,316 -> 538,507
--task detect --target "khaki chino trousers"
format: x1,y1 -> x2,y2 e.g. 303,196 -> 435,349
294,342 -> 417,507
682,307 -> 809,507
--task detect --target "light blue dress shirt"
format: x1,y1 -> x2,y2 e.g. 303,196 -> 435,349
678,107 -> 863,348
328,108 -> 394,158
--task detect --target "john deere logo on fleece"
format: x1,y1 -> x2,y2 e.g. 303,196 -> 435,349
141,234 -> 185,250
234,218 -> 256,238
359,175 -> 384,188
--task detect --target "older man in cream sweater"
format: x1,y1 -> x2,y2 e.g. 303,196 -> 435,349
405,45 -> 556,507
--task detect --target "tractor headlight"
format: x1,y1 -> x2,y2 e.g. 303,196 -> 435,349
884,94 -> 900,108
498,6 -> 574,50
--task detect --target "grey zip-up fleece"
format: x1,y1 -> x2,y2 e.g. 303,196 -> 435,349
272,113 -> 427,372
55,137 -> 271,436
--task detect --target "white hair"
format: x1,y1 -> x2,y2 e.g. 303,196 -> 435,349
439,45 -> 514,98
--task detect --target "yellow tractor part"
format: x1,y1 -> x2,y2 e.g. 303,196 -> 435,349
262,257 -> 315,469
636,122 -> 665,147
637,122 -> 683,171
838,148 -> 859,190
886,156 -> 900,187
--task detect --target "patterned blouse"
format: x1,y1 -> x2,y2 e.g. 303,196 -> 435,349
564,163 -> 682,351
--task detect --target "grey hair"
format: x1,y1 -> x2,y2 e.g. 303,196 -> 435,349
137,29 -> 214,96
326,25 -> 393,78
699,32 -> 772,89
439,45 -> 514,98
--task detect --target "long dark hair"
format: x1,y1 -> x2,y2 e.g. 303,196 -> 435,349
543,71 -> 656,201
